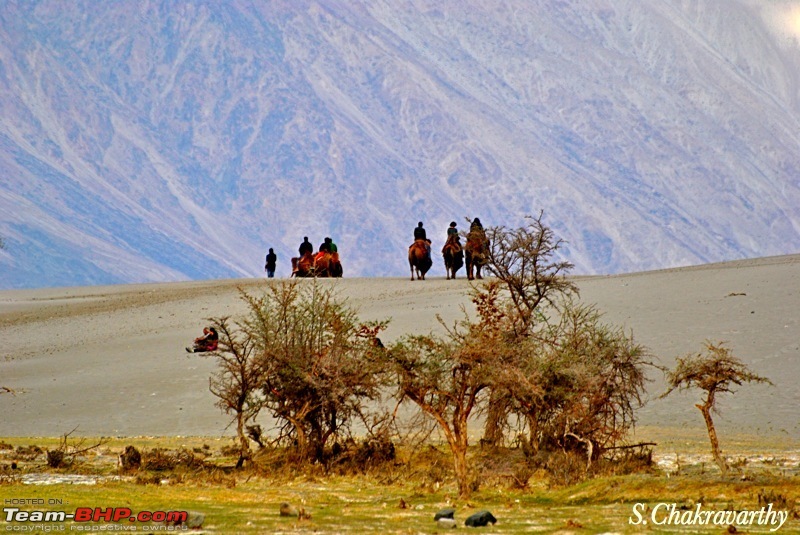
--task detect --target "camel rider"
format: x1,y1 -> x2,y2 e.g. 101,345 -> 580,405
414,222 -> 427,241
467,217 -> 488,253
414,221 -> 431,260
325,237 -> 341,269
448,221 -> 459,238
319,238 -> 331,254
443,221 -> 461,252
299,236 -> 313,256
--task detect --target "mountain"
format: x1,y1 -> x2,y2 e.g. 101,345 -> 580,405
1,0 -> 799,288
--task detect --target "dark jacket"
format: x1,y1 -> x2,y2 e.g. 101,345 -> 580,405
299,239 -> 313,256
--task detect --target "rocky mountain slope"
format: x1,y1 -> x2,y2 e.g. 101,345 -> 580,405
1,0 -> 799,288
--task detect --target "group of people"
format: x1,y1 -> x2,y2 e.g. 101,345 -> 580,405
263,220 -> 482,276
263,236 -> 341,277
189,221 -> 483,353
298,236 -> 338,256
412,217 -> 484,258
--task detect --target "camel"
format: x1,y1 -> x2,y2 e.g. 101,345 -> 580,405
408,239 -> 432,281
291,251 -> 343,278
313,251 -> 343,278
442,238 -> 464,280
464,229 -> 489,281
291,252 -> 316,277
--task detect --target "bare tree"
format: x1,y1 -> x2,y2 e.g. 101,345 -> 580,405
484,212 -> 578,332
466,215 -> 651,461
511,302 -> 649,465
661,341 -> 772,474
479,213 -> 579,446
235,281 -> 388,463
381,211 -> 654,493
205,315 -> 265,468
387,291 -> 501,499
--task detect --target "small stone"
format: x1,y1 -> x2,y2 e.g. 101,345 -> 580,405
437,517 -> 457,529
167,511 -> 204,529
185,512 -> 205,529
280,502 -> 299,517
465,510 -> 497,527
434,507 -> 456,521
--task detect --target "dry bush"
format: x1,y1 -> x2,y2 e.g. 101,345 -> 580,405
219,443 -> 242,458
141,448 -> 205,472
15,445 -> 44,460
207,281 -> 389,467
758,489 -> 796,516
544,450 -> 588,488
594,446 -> 655,476
327,435 -> 397,475
45,431 -> 107,469
407,445 -> 452,491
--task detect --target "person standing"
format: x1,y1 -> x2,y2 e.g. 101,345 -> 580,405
265,247 -> 277,278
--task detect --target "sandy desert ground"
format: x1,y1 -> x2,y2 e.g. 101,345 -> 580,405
1,255 -> 798,446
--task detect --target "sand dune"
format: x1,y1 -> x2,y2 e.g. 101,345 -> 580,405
1,255 -> 798,442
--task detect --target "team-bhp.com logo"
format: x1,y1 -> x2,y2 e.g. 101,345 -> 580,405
4,507 -> 188,529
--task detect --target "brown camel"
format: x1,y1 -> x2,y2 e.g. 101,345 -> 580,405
408,239 -> 432,281
313,251 -> 343,278
464,229 -> 489,281
291,252 -> 316,277
442,238 -> 464,280
291,251 -> 343,278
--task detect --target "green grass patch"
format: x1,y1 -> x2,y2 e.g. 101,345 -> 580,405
1,435 -> 798,533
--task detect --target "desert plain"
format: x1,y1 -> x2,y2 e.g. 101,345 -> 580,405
1,254 -> 798,445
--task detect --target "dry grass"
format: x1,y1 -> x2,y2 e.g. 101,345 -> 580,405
1,431 -> 798,533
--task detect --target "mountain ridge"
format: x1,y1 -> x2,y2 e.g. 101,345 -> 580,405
1,0 -> 799,288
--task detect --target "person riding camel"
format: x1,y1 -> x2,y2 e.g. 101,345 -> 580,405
467,217 -> 486,245
315,238 -> 332,266
413,221 -> 431,260
299,237 -> 313,256
414,222 -> 427,241
319,237 -> 332,254
448,221 -> 459,238
467,218 -> 487,248
292,237 -> 315,276
443,221 -> 461,253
